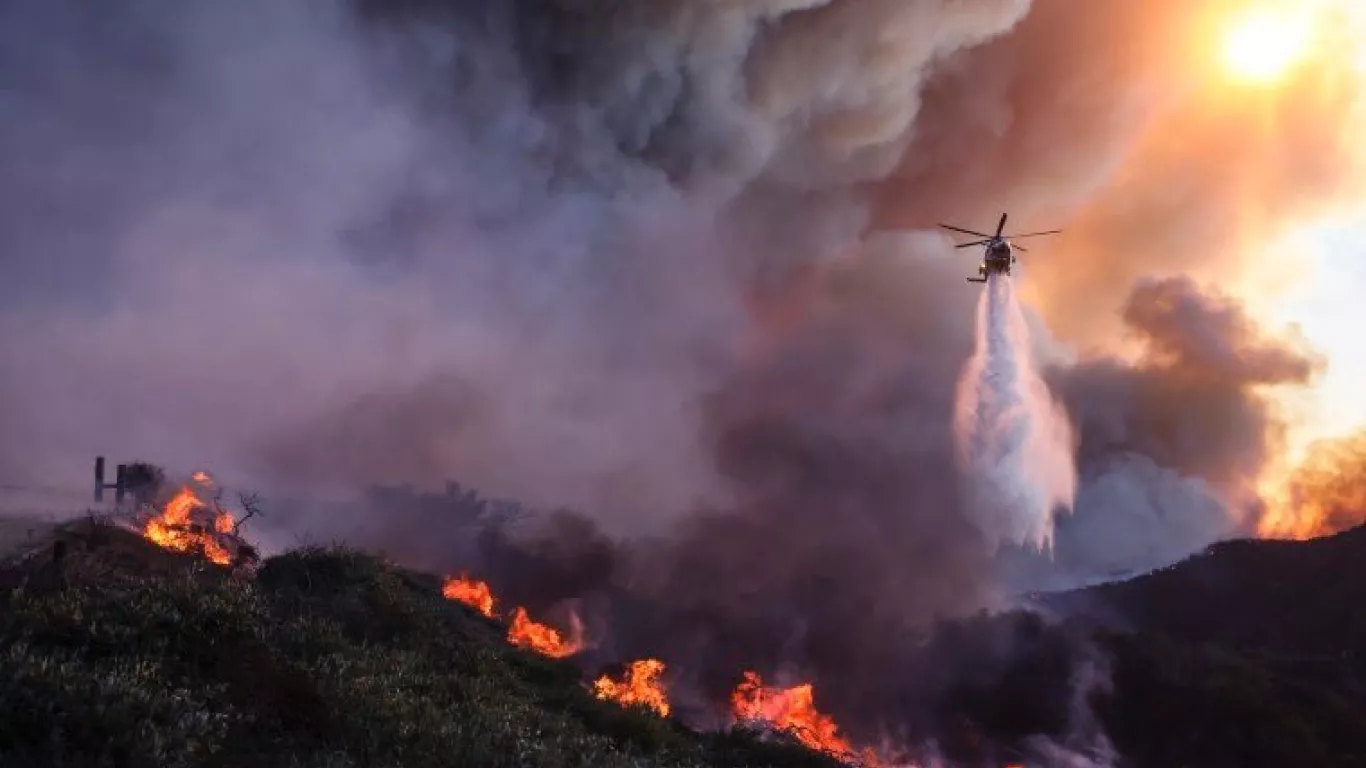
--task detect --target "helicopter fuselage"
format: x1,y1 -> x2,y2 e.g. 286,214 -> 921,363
969,239 -> 1014,281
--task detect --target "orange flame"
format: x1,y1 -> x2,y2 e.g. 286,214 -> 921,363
731,671 -> 880,766
1258,430 -> 1366,539
507,606 -> 584,658
435,573 -> 585,658
142,485 -> 235,566
593,658 -> 671,717
442,574 -> 496,618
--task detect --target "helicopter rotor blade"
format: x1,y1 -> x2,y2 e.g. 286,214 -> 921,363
995,213 -> 1008,237
939,224 -> 992,238
1013,243 -> 1029,252
955,240 -> 990,248
1007,230 -> 1063,239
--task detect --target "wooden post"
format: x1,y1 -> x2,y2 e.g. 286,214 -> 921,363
94,456 -> 105,502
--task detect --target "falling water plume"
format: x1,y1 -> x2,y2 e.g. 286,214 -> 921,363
954,274 -> 1077,552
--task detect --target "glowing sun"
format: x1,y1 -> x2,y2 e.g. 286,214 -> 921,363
1222,9 -> 1314,83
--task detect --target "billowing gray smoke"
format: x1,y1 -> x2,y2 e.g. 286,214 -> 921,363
0,0 -> 1329,758
1028,275 -> 1323,587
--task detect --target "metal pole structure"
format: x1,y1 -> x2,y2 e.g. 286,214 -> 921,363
94,456 -> 106,502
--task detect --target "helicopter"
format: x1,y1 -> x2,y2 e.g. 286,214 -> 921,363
938,213 -> 1061,283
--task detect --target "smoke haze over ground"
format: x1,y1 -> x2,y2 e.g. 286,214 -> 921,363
0,0 -> 1359,758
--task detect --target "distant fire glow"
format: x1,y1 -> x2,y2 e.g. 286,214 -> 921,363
1258,430 -> 1366,539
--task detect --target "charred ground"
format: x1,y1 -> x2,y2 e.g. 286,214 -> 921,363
2,512 -> 1366,767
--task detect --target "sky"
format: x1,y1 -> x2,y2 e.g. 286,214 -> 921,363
1271,216 -> 1366,454
1217,0 -> 1366,459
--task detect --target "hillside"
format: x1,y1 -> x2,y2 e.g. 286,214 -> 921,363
1039,524 -> 1366,767
5,516 -> 1366,768
0,517 -> 841,768
1045,525 -> 1366,660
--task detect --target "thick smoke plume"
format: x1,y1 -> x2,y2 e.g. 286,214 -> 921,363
954,275 -> 1076,552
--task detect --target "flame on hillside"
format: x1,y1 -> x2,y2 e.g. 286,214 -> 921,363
1259,430 -> 1366,539
442,574 -> 496,618
508,606 -> 585,658
731,671 -> 882,766
436,572 -> 585,658
142,474 -> 237,566
593,658 -> 670,717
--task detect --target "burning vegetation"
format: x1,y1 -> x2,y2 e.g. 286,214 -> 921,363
434,570 -> 888,762
441,574 -> 586,659
441,573 -> 496,617
507,606 -> 585,658
593,659 -> 671,717
731,671 -> 880,767
435,573 -> 903,764
138,472 -> 259,568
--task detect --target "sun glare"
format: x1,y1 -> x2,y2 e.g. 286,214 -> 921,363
1222,9 -> 1314,83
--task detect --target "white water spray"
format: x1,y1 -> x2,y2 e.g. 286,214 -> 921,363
954,274 -> 1077,552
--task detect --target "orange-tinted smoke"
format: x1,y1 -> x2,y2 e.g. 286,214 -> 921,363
593,658 -> 671,717
875,0 -> 1366,344
1259,429 -> 1366,539
507,606 -> 585,659
731,671 -> 881,766
442,574 -> 497,618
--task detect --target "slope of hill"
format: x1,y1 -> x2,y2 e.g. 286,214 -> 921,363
0,517 -> 840,768
1045,524 -> 1366,660
1036,524 -> 1366,768
5,515 -> 1366,768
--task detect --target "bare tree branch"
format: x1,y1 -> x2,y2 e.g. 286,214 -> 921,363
233,491 -> 264,536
